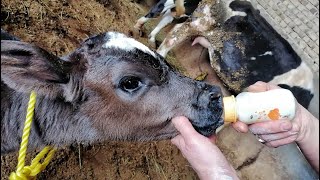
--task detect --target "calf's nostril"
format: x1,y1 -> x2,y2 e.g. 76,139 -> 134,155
209,92 -> 221,101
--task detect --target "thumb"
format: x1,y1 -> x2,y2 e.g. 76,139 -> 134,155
172,116 -> 198,138
171,135 -> 185,149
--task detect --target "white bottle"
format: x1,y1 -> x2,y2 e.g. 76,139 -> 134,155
223,89 -> 296,124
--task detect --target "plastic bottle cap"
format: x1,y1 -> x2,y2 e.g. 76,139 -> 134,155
223,95 -> 237,123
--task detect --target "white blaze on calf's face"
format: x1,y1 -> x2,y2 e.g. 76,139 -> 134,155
102,32 -> 157,58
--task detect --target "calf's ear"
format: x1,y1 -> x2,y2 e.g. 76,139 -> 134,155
1,40 -> 73,98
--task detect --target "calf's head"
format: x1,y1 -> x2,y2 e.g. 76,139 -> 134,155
1,32 -> 223,146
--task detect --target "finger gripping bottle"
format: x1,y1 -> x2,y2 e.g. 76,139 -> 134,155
223,89 -> 296,124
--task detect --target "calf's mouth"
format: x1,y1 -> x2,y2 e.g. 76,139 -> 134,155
190,82 -> 224,136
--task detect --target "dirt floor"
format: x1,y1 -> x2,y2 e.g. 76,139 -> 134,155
0,0 -> 205,179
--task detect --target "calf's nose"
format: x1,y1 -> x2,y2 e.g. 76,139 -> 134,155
196,81 -> 222,103
191,81 -> 224,136
210,91 -> 221,101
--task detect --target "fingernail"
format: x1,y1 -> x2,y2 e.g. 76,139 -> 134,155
281,122 -> 292,131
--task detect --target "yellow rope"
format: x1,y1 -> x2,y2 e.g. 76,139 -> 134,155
9,91 -> 56,180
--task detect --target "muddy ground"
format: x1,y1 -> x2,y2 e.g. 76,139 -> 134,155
0,0 -> 211,179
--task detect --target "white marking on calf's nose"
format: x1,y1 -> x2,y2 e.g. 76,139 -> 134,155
103,32 -> 157,58
258,51 -> 273,56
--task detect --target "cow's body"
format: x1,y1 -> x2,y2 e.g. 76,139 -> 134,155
1,30 -> 223,154
156,0 -> 317,114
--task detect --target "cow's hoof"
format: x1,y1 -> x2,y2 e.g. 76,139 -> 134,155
148,39 -> 157,49
132,28 -> 144,38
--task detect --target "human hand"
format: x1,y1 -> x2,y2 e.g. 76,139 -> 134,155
171,116 -> 238,179
232,81 -> 313,147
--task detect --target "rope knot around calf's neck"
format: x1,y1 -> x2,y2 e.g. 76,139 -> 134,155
9,91 -> 56,180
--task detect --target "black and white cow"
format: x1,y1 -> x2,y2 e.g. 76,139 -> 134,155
134,0 -> 202,46
156,0 -> 318,117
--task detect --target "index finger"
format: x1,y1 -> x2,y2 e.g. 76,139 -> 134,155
247,81 -> 281,92
232,121 -> 249,133
249,120 -> 293,134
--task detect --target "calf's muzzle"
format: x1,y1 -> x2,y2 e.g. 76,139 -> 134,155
191,81 -> 224,136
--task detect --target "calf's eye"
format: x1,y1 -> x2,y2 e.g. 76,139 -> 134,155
119,76 -> 142,93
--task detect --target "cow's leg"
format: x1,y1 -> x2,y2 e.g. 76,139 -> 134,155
157,1 -> 216,57
156,22 -> 191,57
133,16 -> 151,37
175,0 -> 186,16
134,0 -> 171,37
148,10 -> 174,47
134,16 -> 150,30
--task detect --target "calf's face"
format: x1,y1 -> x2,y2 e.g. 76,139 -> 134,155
1,32 -> 223,142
